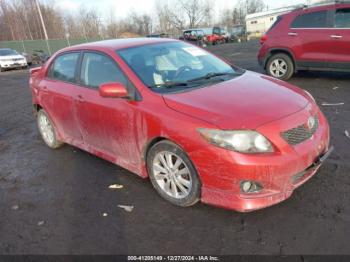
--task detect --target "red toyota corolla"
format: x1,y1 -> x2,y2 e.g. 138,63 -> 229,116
29,38 -> 332,212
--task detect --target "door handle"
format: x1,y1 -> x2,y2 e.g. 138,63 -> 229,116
288,32 -> 298,36
331,35 -> 343,39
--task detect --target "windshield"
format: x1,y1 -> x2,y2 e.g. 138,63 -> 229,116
118,42 -> 242,93
0,49 -> 19,56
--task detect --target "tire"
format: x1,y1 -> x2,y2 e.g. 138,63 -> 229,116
266,53 -> 294,80
147,140 -> 201,207
0,66 -> 4,72
37,109 -> 64,149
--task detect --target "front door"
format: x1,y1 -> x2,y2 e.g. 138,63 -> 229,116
290,9 -> 333,68
74,51 -> 140,167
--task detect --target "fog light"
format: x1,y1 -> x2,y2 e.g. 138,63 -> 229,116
240,181 -> 263,193
242,181 -> 252,192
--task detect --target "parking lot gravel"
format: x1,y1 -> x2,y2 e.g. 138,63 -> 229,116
0,41 -> 349,255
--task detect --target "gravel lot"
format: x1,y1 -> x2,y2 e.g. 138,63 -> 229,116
0,41 -> 349,255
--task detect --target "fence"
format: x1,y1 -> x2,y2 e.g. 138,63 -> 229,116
0,38 -> 102,55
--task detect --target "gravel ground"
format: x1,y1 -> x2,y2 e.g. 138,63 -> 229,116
0,41 -> 349,255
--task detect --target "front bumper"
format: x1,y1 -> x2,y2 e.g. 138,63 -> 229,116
193,107 -> 331,212
201,146 -> 333,212
0,62 -> 27,69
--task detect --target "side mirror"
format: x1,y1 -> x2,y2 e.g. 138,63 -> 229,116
99,82 -> 128,98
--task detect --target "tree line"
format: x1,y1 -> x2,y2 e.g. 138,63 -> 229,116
0,0 -> 266,41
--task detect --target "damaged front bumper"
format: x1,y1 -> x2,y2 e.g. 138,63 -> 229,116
197,107 -> 331,212
201,146 -> 333,212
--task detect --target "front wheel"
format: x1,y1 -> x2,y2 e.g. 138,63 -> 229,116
37,109 -> 64,149
147,140 -> 201,207
266,53 -> 294,80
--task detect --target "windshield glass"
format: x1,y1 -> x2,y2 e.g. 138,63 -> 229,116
0,49 -> 19,56
118,42 -> 242,93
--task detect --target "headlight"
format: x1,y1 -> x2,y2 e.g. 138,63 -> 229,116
197,129 -> 273,153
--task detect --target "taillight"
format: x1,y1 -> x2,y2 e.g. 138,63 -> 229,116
260,35 -> 268,45
30,66 -> 41,76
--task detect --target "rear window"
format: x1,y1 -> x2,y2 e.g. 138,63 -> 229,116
335,8 -> 350,28
291,10 -> 328,28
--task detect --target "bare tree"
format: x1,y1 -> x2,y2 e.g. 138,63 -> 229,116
0,0 -> 65,41
78,8 -> 102,39
154,0 -> 213,35
129,12 -> 153,35
219,0 -> 266,29
0,0 -> 267,42
180,0 -> 212,28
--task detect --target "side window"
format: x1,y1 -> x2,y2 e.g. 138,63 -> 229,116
291,11 -> 328,28
335,8 -> 350,28
49,53 -> 79,83
80,52 -> 127,89
213,27 -> 220,35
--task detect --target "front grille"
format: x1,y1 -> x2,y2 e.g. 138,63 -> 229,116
281,115 -> 319,146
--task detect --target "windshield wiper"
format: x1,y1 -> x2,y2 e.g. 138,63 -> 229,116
149,72 -> 236,90
149,81 -> 189,89
187,72 -> 236,83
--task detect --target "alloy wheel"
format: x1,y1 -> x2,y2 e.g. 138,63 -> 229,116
269,58 -> 288,78
38,113 -> 55,146
152,151 -> 192,199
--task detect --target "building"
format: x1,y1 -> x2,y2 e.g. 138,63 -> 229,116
245,0 -> 327,39
245,6 -> 299,39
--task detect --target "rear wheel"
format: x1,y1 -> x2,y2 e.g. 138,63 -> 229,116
37,109 -> 64,149
147,140 -> 201,207
266,53 -> 294,80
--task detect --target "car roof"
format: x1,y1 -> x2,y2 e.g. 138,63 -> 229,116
62,38 -> 177,53
292,2 -> 350,13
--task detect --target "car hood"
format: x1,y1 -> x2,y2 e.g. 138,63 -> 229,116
163,71 -> 311,129
0,55 -> 24,60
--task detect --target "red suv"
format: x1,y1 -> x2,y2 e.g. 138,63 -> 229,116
258,3 -> 350,80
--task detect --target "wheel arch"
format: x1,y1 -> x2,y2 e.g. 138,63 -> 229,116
142,136 -> 171,162
142,136 -> 202,182
264,48 -> 296,72
32,104 -> 43,116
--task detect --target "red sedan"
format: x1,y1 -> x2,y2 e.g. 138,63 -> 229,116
29,38 -> 332,212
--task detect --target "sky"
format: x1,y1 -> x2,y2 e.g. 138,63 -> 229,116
55,0 -> 308,22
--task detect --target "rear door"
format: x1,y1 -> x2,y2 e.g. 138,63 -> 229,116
290,9 -> 333,69
328,6 -> 350,69
41,52 -> 82,143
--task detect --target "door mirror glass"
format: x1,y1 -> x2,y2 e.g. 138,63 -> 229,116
99,82 -> 128,98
